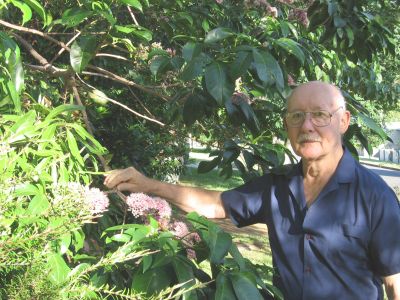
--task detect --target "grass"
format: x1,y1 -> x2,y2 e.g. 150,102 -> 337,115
359,157 -> 400,170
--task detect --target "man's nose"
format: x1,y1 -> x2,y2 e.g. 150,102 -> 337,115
300,113 -> 315,129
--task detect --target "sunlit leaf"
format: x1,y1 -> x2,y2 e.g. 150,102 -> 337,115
205,62 -> 234,105
70,35 -> 98,73
205,27 -> 234,44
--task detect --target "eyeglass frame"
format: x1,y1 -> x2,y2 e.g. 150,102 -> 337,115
284,106 -> 344,128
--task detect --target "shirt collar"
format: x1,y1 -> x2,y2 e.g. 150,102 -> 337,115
284,146 -> 356,183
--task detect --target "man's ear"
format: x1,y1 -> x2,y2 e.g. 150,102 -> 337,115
340,110 -> 351,134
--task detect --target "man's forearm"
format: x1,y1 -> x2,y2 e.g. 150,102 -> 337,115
144,178 -> 226,219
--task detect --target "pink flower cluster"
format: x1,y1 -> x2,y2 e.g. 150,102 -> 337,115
84,187 -> 110,215
126,193 -> 172,221
288,8 -> 309,27
170,221 -> 201,259
244,0 -> 278,17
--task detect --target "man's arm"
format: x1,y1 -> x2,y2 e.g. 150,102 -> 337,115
104,167 -> 227,219
383,273 -> 400,300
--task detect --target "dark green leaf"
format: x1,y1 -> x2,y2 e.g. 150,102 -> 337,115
275,38 -> 305,65
182,42 -> 203,62
215,273 -> 237,300
61,7 -> 92,28
198,156 -> 221,173
183,93 -> 205,126
230,51 -> 253,80
119,0 -> 143,12
358,113 -> 388,140
205,62 -> 234,105
45,104 -> 84,121
205,27 -> 234,44
208,226 -> 232,264
231,271 -> 263,300
131,266 -> 172,296
180,56 -> 204,81
252,49 -> 284,90
150,56 -> 170,76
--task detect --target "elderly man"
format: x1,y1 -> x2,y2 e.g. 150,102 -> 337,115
104,81 -> 400,299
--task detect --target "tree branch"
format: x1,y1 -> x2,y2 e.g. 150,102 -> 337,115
0,19 -> 70,51
85,66 -> 171,101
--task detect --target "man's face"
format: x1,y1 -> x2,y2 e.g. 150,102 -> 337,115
285,82 -> 350,161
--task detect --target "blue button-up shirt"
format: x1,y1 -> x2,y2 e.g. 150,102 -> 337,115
221,148 -> 400,299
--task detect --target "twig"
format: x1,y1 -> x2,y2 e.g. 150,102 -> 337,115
95,53 -> 131,61
0,19 -> 70,51
127,6 -> 139,26
50,31 -> 81,64
85,66 -> 171,101
11,33 -> 71,76
76,74 -> 166,126
68,76 -> 110,171
128,87 -> 155,118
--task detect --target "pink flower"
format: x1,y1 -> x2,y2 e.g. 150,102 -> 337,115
287,74 -> 296,86
125,193 -> 172,221
266,6 -> 278,18
215,0 -> 223,3
186,248 -> 197,260
84,187 -> 110,215
171,221 -> 190,238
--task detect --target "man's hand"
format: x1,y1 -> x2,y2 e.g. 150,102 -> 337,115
104,167 -> 149,193
383,273 -> 400,300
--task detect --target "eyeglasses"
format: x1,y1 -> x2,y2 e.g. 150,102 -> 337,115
285,107 -> 343,127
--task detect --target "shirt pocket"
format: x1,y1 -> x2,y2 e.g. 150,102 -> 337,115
328,224 -> 370,269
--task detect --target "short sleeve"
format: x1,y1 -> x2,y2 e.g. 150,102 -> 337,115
369,188 -> 400,276
221,174 -> 271,227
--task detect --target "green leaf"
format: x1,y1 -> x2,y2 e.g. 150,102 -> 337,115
70,35 -> 98,73
119,0 -> 143,12
61,7 -> 93,28
208,226 -> 232,264
131,266 -> 172,296
45,104 -> 84,121
183,93 -> 205,126
88,89 -> 109,106
252,49 -> 284,90
111,233 -> 131,243
205,27 -> 234,44
198,156 -> 221,173
358,113 -> 388,140
230,51 -> 252,80
66,129 -> 84,166
231,271 -> 263,300
215,273 -> 237,300
274,38 -> 305,65
14,183 -> 39,196
114,25 -> 152,41
10,109 -> 35,135
205,62 -> 234,105
180,56 -> 205,81
11,0 -> 32,25
68,263 -> 91,279
172,257 -> 197,299
23,0 -> 50,26
47,253 -> 71,284
150,56 -> 170,76
5,80 -> 21,113
334,15 -> 346,28
27,194 -> 50,216
0,32 -> 24,96
182,42 -> 203,62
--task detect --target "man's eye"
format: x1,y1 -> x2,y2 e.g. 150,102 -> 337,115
313,111 -> 328,118
291,112 -> 303,120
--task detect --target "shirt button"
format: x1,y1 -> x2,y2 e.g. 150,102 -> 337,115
305,234 -> 313,240
305,266 -> 312,273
